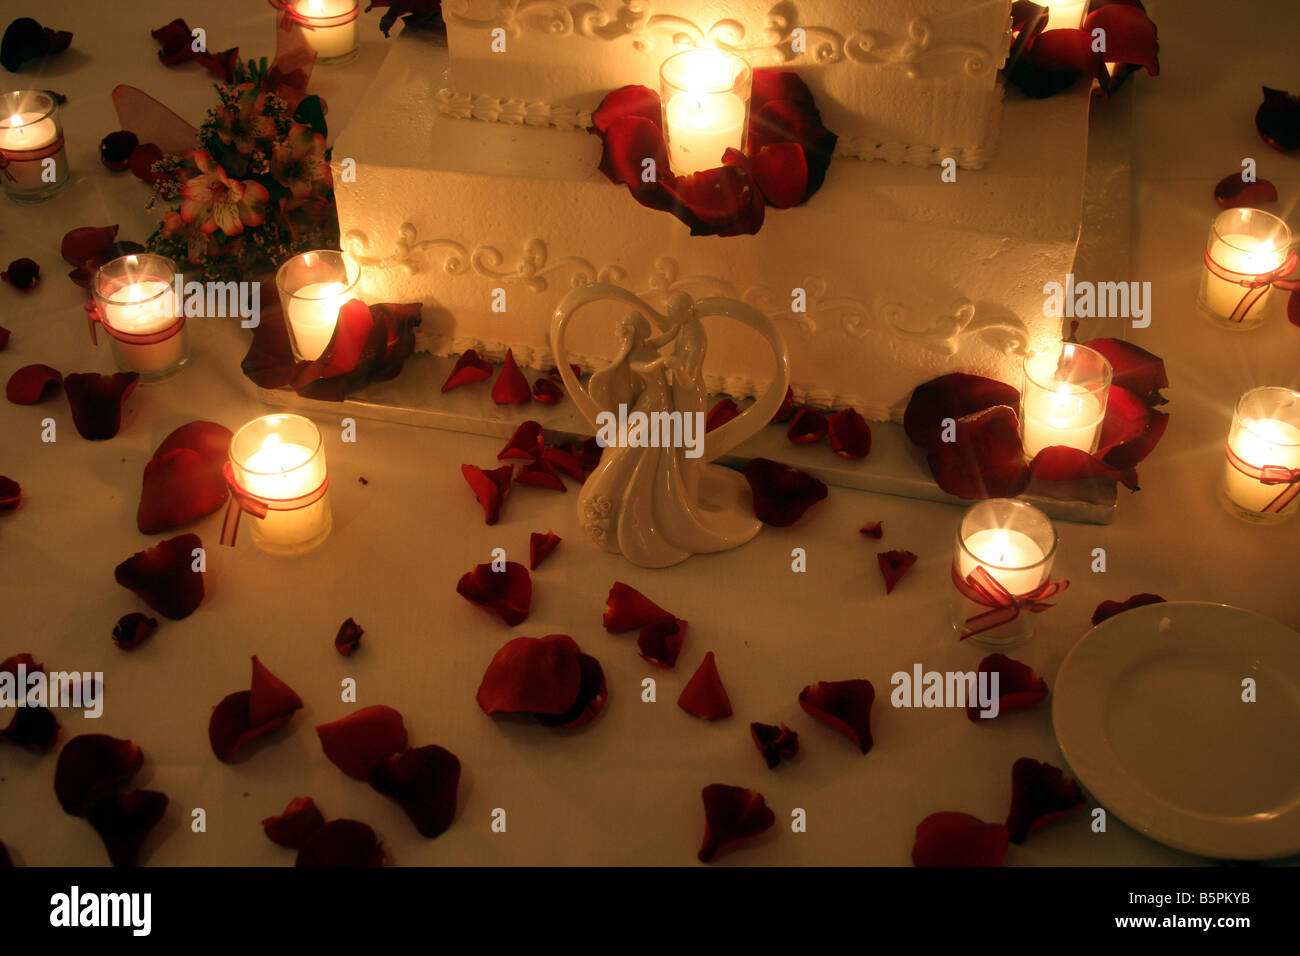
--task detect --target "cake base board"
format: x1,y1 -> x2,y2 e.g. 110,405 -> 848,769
256,354 -> 1117,524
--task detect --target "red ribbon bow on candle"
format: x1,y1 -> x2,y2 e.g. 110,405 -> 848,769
1226,444 -> 1300,514
0,134 -> 66,182
1203,247 -> 1300,323
220,460 -> 329,546
83,301 -> 185,347
950,563 -> 1069,640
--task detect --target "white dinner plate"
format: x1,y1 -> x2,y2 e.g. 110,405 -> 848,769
1053,601 -> 1300,860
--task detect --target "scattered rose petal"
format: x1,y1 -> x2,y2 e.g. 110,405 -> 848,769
750,722 -> 798,769
249,656 -> 303,727
912,812 -> 1009,867
904,373 -> 1021,452
476,634 -> 583,716
491,349 -> 531,405
577,436 -> 603,473
1082,337 -> 1168,406
2,704 -> 59,752
543,445 -> 585,482
111,613 -> 158,651
828,408 -> 871,459
1,653 -> 41,681
877,549 -> 918,595
786,407 -> 828,444
1214,172 -> 1278,208
798,680 -> 875,754
773,386 -> 795,422
335,618 -> 363,657
316,706 -> 409,781
456,560 -> 532,627
531,377 -> 563,404
698,784 -> 775,862
0,476 -> 20,511
742,457 -> 828,526
529,531 -> 561,570
678,651 -> 732,720
1,258 -> 39,290
441,349 -> 493,392
99,131 -> 139,171
534,652 -> 607,729
515,459 -> 566,491
1006,757 -> 1086,843
859,521 -> 883,539
1,17 -> 72,72
86,789 -> 167,867
128,142 -> 165,184
54,734 -> 143,816
927,406 -> 1031,500
369,745 -> 461,838
137,421 -> 233,533
497,421 -> 544,462
1029,445 -> 1139,491
966,654 -> 1048,722
637,618 -> 687,668
64,372 -> 139,441
61,225 -> 144,289
1091,592 -> 1165,627
707,398 -> 741,432
114,533 -> 204,620
603,581 -> 673,632
151,17 -> 197,64
1256,87 -> 1300,153
262,796 -> 325,849
296,819 -> 385,867
461,463 -> 513,525
6,364 -> 62,405
208,657 -> 303,763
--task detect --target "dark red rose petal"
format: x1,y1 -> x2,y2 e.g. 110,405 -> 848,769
591,84 -> 662,135
1029,445 -> 1139,491
928,405 -> 1031,500
912,812 -> 1009,867
706,398 -> 741,432
457,560 -> 532,627
295,819 -> 385,867
698,784 -> 775,863
111,613 -> 158,651
515,459 -> 567,491
60,225 -> 119,269
491,349 -> 532,405
1,17 -> 72,72
335,618 -> 364,657
877,550 -> 918,595
662,163 -> 767,237
966,654 -> 1048,722
798,679 -> 875,754
577,436 -> 603,473
54,734 -> 144,816
1083,3 -> 1160,77
543,446 -> 585,483
2,704 -> 60,752
0,475 -> 20,511
441,349 -> 493,392
529,531 -> 561,570
369,745 -> 461,838
531,377 -> 563,404
773,386 -> 795,423
86,789 -> 167,867
828,408 -> 871,459
262,796 -> 325,849
1256,87 -> 1300,153
194,47 -> 240,83
316,705 -> 409,781
859,521 -> 883,539
1082,337 -> 1168,405
904,373 -> 1022,452
637,618 -> 687,668
137,420 -> 234,533
151,17 -> 197,64
750,722 -> 799,770
1214,173 -> 1278,208
1,653 -> 41,681
128,142 -> 165,184
603,581 -> 673,632
742,457 -> 828,526
749,141 -> 809,208
208,691 -> 290,763
64,372 -> 139,441
534,652 -> 607,729
114,533 -> 204,620
1,257 -> 40,290
751,70 -> 818,113
476,634 -> 583,716
1006,757 -> 1086,843
461,463 -> 513,525
1095,385 -> 1155,458
1091,592 -> 1165,627
747,93 -> 837,197
6,364 -> 62,405
248,655 -> 303,728
1102,402 -> 1168,471
597,116 -> 675,211
98,131 -> 139,171
787,407 -> 828,444
1007,27 -> 1102,99
678,651 -> 732,720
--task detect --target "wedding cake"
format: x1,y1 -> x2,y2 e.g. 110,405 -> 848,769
335,0 -> 1091,421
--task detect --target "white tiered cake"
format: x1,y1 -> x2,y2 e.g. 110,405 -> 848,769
335,1 -> 1089,421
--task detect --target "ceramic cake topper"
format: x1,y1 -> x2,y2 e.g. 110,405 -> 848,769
551,284 -> 790,568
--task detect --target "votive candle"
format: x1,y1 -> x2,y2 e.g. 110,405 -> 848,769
1020,342 -> 1112,458
1221,386 -> 1300,523
91,254 -> 189,379
276,250 -> 359,360
1198,207 -> 1293,329
660,49 -> 751,175
294,0 -> 359,63
230,414 -> 332,555
0,90 -> 70,202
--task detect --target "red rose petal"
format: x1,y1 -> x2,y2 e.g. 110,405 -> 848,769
750,722 -> 799,770
1083,4 -> 1160,77
2,704 -> 60,752
859,521 -> 883,539
786,407 -> 828,444
114,533 -> 204,620
966,654 -> 1049,722
1081,337 -> 1168,405
877,550 -> 918,595
208,691 -> 291,763
6,364 -> 62,405
316,705 -> 409,781
369,745 -> 461,838
698,784 -> 775,862
531,377 -> 563,404
60,225 -> 119,269
461,463 -> 513,525
151,17 -> 196,64
529,531 -> 561,570
1091,592 -> 1165,627
1256,87 -> 1300,152
0,475 -> 20,511
1095,385 -> 1154,458
491,349 -> 532,405
111,612 -> 158,651
662,163 -> 767,237
335,618 -> 364,657
515,459 -> 567,491
749,141 -> 809,209
597,116 -> 675,211
773,386 -> 795,423
637,617 -> 687,668
577,436 -> 603,473
904,373 -> 1022,452
927,405 -> 1031,500
742,457 -> 828,526
1,653 -> 41,680
497,421 -> 545,462
296,819 -> 385,867
1006,757 -> 1086,843
1,257 -> 40,290
86,789 -> 168,867
678,651 -> 732,720
137,420 -> 233,533
543,446 -> 585,482
1029,445 -> 1139,491
128,142 -> 165,184
706,398 -> 741,432
1214,173 -> 1278,209
828,408 -> 871,459
591,84 -> 663,135
456,560 -> 532,627
603,581 -> 674,633
54,734 -> 144,816
64,372 -> 139,440
912,812 -> 1009,867
262,796 -> 325,849
1008,27 -> 1102,99
194,47 -> 240,83
534,652 -> 607,729
98,131 -> 139,171
476,634 -> 583,716
1103,406 -> 1168,471
249,656 -> 303,728
798,679 -> 875,754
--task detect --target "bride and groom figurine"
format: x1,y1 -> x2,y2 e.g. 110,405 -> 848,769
551,285 -> 790,568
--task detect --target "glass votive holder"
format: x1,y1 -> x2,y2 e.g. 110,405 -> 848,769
1197,207 -> 1295,329
291,0 -> 360,64
227,414 -> 332,556
950,498 -> 1065,647
659,48 -> 752,175
275,249 -> 359,361
1221,386 -> 1300,524
1019,342 -> 1112,458
90,254 -> 189,380
0,90 -> 71,203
